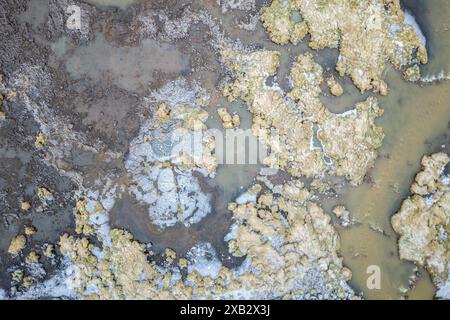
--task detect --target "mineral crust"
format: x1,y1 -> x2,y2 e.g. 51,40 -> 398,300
57,180 -> 357,300
260,0 -> 428,93
391,153 -> 450,299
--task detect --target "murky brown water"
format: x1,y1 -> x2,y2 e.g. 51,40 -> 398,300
63,33 -> 190,94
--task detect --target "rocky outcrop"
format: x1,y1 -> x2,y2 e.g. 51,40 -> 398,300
392,152 -> 450,299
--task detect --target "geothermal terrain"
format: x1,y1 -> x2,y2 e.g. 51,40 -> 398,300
0,0 -> 449,300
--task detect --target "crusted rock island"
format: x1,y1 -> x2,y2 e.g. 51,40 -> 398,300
392,153 -> 450,299
57,179 -> 357,299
